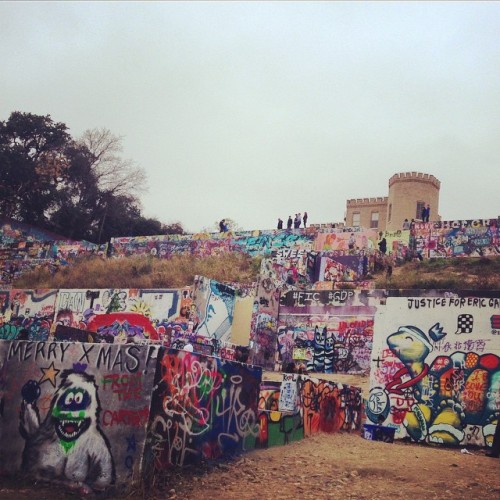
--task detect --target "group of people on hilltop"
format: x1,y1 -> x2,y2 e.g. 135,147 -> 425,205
277,212 -> 308,230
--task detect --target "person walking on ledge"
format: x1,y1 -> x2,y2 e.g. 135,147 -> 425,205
277,218 -> 283,230
303,211 -> 308,228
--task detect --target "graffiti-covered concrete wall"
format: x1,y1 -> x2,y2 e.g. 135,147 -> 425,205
256,379 -> 303,448
257,373 -> 363,448
0,341 -> 159,491
0,219 -> 103,285
299,376 -> 363,437
0,289 -> 58,341
230,284 -> 256,346
315,254 -> 368,283
53,288 -> 184,342
110,230 -> 316,259
367,291 -> 500,447
277,289 -> 385,374
0,284 -> 249,357
145,349 -> 262,468
192,276 -> 236,342
412,219 -> 499,258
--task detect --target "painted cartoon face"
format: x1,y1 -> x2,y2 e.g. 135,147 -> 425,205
315,327 -> 326,344
387,326 -> 431,364
325,336 -> 334,350
52,387 -> 91,442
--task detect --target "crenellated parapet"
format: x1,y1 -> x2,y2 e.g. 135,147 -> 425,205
389,171 -> 441,189
346,197 -> 388,207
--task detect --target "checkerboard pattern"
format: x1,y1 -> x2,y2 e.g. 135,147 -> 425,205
457,314 -> 474,334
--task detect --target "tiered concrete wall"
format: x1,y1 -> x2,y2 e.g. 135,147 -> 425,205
0,219 -> 103,285
0,283 -> 245,360
3,218 -> 498,287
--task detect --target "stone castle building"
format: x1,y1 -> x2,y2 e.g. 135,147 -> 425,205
345,172 -> 441,232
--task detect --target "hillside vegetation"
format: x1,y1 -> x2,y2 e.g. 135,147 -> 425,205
12,253 -> 500,290
375,256 -> 500,290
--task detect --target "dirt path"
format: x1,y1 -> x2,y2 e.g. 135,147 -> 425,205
1,432 -> 498,500
149,432 -> 499,500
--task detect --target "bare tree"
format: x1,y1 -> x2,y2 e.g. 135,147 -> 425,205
78,128 -> 147,198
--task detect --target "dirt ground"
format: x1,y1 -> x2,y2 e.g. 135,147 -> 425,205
1,372 -> 499,500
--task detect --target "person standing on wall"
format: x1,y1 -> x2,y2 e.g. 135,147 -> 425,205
348,232 -> 356,250
277,218 -> 283,230
378,237 -> 387,254
421,204 -> 430,222
287,215 -> 293,230
303,211 -> 308,228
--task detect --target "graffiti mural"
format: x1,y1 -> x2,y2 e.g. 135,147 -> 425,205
314,228 -> 378,253
412,219 -> 500,258
315,254 -> 368,283
379,229 -> 411,262
53,288 -> 183,341
250,258 -> 302,371
0,289 -> 57,341
277,290 -> 384,374
0,341 -> 159,490
146,349 -> 261,468
110,229 -> 315,260
54,314 -> 159,344
192,276 -> 236,342
367,292 -> 500,447
256,380 -> 303,448
0,219 -> 102,285
299,376 -> 363,437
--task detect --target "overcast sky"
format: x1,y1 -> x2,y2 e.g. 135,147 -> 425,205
1,2 -> 499,233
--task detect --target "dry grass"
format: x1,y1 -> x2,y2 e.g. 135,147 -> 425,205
13,253 -> 262,289
375,256 -> 500,290
13,253 -> 500,291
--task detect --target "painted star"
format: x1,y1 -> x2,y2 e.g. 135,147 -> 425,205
40,362 -> 60,388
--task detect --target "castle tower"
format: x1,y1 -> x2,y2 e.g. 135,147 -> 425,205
386,172 -> 440,231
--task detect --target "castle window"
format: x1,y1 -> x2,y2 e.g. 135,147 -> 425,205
416,201 -> 425,220
388,204 -> 392,221
352,212 -> 360,227
370,211 -> 379,228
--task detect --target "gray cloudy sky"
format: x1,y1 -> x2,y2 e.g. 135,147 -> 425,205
1,1 -> 499,233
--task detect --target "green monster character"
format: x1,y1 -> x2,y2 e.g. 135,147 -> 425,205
20,370 -> 115,492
